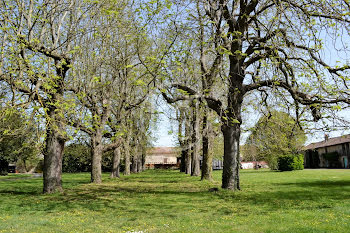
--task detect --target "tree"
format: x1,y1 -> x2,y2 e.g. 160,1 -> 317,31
0,107 -> 40,174
247,111 -> 306,169
163,0 -> 350,190
176,105 -> 191,173
0,0 -> 97,193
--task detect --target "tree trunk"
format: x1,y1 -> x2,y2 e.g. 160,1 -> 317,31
123,141 -> 131,175
221,123 -> 241,190
221,83 -> 242,190
185,115 -> 192,174
43,111 -> 65,193
110,146 -> 121,178
201,109 -> 213,181
137,155 -> 142,173
141,147 -> 146,171
91,131 -> 103,183
177,108 -> 186,172
180,149 -> 186,172
131,155 -> 138,173
191,100 -> 200,176
185,148 -> 191,174
42,62 -> 69,193
131,145 -> 138,173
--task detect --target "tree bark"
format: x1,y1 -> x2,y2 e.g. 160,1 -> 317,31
137,155 -> 142,173
123,139 -> 131,175
131,155 -> 138,173
110,146 -> 121,178
180,149 -> 186,172
185,115 -> 192,174
131,145 -> 138,173
191,100 -> 201,176
43,121 -> 64,193
43,64 -> 67,193
141,147 -> 146,171
221,124 -> 241,190
177,108 -> 187,172
221,78 -> 243,190
91,130 -> 103,183
201,109 -> 213,181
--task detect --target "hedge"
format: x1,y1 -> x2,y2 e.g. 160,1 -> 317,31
278,154 -> 304,171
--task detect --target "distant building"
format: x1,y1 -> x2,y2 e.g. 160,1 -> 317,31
199,156 -> 223,170
241,161 -> 269,169
145,147 -> 179,169
304,134 -> 350,168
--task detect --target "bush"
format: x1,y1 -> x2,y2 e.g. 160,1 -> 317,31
63,144 -> 91,173
62,143 -> 116,173
278,154 -> 304,171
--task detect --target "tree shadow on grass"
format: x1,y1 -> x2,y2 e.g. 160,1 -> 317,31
240,170 -> 277,174
1,173 -> 350,216
280,180 -> 350,188
215,179 -> 350,214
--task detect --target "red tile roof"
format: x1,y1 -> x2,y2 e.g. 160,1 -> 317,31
147,147 -> 179,155
304,134 -> 350,150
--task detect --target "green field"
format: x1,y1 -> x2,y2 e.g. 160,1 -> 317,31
0,169 -> 350,233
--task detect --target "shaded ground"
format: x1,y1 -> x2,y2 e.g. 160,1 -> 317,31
0,169 -> 350,232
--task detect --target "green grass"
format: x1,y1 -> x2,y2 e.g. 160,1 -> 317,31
1,169 -> 350,232
0,173 -> 32,179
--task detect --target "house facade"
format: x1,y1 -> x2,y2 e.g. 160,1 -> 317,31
304,134 -> 350,168
145,147 -> 179,169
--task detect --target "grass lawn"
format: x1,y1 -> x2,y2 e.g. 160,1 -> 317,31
0,169 -> 350,232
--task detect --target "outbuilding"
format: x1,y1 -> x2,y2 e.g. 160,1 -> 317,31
304,134 -> 350,168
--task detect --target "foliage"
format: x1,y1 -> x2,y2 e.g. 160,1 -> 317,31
212,133 -> 224,160
63,144 -> 91,173
0,108 -> 41,172
278,154 -> 304,171
240,144 -> 263,162
62,143 -> 117,173
247,111 -> 307,169
1,170 -> 350,232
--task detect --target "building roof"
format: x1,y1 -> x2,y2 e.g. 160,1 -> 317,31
147,147 -> 179,155
304,134 -> 350,150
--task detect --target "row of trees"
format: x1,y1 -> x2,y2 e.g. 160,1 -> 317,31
0,0 -> 166,193
1,0 -> 350,192
162,0 -> 350,190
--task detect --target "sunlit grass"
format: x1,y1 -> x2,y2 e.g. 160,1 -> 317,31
0,169 -> 350,232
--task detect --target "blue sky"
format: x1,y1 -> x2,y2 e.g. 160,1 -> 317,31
153,108 -> 350,147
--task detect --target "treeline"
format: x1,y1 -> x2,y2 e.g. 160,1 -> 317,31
0,0 -> 160,192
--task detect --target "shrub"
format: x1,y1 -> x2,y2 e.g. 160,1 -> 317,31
63,144 -> 91,173
292,154 -> 304,170
62,143 -> 116,173
278,154 -> 304,171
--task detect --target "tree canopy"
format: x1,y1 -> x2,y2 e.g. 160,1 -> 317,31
0,0 -> 349,192
246,111 -> 307,169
